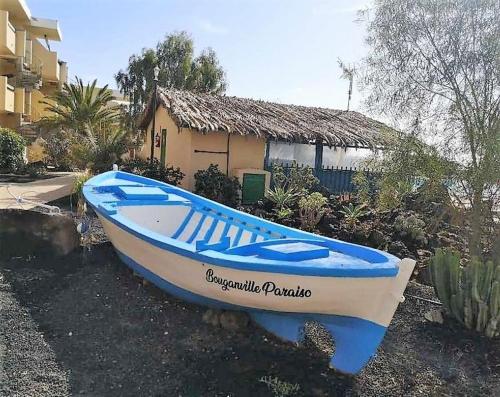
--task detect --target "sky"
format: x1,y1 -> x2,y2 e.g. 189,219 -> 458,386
29,0 -> 371,111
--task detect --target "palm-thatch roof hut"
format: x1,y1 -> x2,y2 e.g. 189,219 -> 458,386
140,88 -> 392,148
137,88 -> 392,192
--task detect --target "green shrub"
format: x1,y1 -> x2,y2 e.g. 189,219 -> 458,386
298,192 -> 328,231
271,162 -> 318,193
353,170 -> 378,205
274,207 -> 294,223
72,170 -> 93,214
118,157 -> 148,173
42,129 -> 75,170
21,161 -> 47,178
0,128 -> 26,172
429,249 -> 500,337
120,158 -> 184,186
194,164 -> 240,207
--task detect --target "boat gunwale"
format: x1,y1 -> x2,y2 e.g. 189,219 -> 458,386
83,171 -> 400,278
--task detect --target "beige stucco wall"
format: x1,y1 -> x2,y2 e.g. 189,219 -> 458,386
139,108 -> 266,191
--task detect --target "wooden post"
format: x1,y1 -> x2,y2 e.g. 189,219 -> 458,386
314,140 -> 323,174
264,140 -> 271,170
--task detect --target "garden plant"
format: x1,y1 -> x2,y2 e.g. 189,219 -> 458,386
0,128 -> 26,173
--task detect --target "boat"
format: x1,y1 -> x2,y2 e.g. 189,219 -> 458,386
83,171 -> 415,374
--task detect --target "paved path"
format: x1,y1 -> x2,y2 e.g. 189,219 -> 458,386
0,173 -> 78,210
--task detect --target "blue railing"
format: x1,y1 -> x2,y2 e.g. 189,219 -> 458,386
265,162 -> 377,194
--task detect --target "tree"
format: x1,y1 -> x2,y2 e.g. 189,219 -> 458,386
361,0 -> 500,256
40,77 -> 133,173
40,77 -> 120,146
115,31 -> 227,118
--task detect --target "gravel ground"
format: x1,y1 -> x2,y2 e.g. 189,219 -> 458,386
0,216 -> 499,396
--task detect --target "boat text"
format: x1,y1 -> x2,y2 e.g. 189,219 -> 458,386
205,269 -> 312,298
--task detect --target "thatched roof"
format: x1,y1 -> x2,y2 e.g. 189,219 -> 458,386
139,88 -> 393,148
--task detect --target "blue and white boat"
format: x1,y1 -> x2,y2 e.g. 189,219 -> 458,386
83,171 -> 415,374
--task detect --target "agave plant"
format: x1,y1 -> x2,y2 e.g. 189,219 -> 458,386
267,186 -> 299,210
340,202 -> 369,226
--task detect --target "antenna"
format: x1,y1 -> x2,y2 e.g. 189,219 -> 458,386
338,59 -> 356,111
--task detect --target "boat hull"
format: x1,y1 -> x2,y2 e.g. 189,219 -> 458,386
98,213 -> 414,374
99,215 -> 413,327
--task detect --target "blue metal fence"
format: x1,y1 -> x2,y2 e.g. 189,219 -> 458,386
265,162 -> 377,194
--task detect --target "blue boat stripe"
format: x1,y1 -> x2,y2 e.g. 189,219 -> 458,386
187,213 -> 207,244
233,228 -> 244,247
250,233 -> 257,243
199,207 -> 272,240
220,220 -> 231,238
171,208 -> 195,239
203,218 -> 218,242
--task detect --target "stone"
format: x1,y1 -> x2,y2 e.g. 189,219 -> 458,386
369,229 -> 387,247
388,240 -> 408,256
0,209 -> 80,259
219,311 -> 249,332
202,309 -> 221,327
424,309 -> 444,324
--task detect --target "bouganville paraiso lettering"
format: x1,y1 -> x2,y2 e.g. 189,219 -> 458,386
205,268 -> 312,298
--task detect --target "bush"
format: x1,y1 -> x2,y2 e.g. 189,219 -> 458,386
0,128 -> 26,172
271,162 -> 318,193
72,170 -> 93,215
429,249 -> 500,338
20,161 -> 47,178
88,129 -> 132,173
121,158 -> 185,186
357,134 -> 454,210
42,129 -> 76,171
298,192 -> 328,231
194,164 -> 240,207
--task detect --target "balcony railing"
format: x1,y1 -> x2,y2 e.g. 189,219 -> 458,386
0,76 -> 15,113
14,57 -> 42,90
0,10 -> 16,56
32,39 -> 60,82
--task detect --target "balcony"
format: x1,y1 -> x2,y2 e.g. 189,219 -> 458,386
14,57 -> 42,90
0,10 -> 16,57
14,87 -> 24,114
0,76 -> 15,113
32,38 -> 59,82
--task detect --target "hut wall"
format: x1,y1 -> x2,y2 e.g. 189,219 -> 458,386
190,130 -> 265,190
140,108 -> 266,191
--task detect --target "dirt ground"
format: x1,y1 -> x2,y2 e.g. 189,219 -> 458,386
0,242 -> 499,396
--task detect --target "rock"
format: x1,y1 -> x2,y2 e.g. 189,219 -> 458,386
353,226 -> 368,243
219,311 -> 249,332
369,229 -> 387,247
388,241 -> 408,257
0,209 -> 80,259
424,309 -> 444,324
202,309 -> 221,327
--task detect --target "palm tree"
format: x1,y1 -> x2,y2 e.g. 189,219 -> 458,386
40,77 -> 119,145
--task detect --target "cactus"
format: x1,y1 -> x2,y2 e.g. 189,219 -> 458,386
394,214 -> 427,245
429,249 -> 500,338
